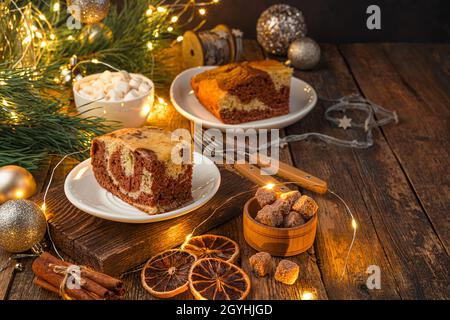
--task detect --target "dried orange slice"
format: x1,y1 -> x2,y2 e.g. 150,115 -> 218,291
141,249 -> 197,298
183,234 -> 240,263
189,258 -> 251,300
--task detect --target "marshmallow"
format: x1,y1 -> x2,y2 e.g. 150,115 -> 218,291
119,70 -> 131,81
129,76 -> 142,89
77,71 -> 150,102
91,79 -> 104,89
124,89 -> 139,101
99,70 -> 112,82
138,82 -> 151,94
111,76 -> 123,86
114,81 -> 130,94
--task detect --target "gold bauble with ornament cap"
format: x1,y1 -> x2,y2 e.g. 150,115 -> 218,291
0,165 -> 37,204
0,200 -> 47,253
67,0 -> 110,24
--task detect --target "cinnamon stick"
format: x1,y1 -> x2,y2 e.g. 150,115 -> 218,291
33,277 -> 59,295
32,258 -> 98,300
36,253 -> 116,299
40,252 -> 124,294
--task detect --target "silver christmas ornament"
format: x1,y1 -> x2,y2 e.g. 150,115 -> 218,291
14,262 -> 24,272
256,4 -> 307,56
0,200 -> 47,253
67,0 -> 110,24
288,37 -> 321,70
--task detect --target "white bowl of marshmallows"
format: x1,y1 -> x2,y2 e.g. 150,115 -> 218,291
73,70 -> 154,128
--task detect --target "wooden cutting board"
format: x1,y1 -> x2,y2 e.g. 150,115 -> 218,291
38,167 -> 254,276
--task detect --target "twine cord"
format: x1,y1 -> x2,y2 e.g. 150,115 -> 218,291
50,263 -> 87,300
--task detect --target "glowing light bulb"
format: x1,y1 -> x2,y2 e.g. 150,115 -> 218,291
198,8 -> 206,15
41,203 -> 46,212
50,34 -> 56,40
40,41 -> 47,47
39,14 -> 46,21
147,42 -> 153,50
167,26 -> 173,32
141,104 -> 151,117
213,0 -> 219,3
264,183 -> 275,190
91,58 -> 99,64
2,99 -> 8,106
146,8 -> 153,16
171,16 -> 178,23
351,219 -> 357,230
301,291 -> 314,300
15,190 -> 24,198
157,6 -> 166,13
53,2 -> 60,12
176,35 -> 184,42
23,36 -> 31,44
67,35 -> 74,40
158,97 -> 165,104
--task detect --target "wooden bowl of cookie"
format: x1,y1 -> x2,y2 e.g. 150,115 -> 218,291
243,187 -> 318,257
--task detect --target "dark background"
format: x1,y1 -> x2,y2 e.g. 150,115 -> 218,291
159,0 -> 449,42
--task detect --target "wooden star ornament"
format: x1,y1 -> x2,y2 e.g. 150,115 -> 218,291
338,115 -> 352,130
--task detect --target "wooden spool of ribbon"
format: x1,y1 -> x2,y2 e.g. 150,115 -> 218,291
182,24 -> 244,68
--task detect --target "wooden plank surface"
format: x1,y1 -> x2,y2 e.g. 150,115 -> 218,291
339,43 -> 450,250
285,44 -> 448,299
2,42 -> 449,300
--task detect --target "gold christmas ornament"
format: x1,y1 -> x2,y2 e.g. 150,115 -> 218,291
0,200 -> 47,253
0,165 -> 37,204
67,0 -> 110,24
288,37 -> 321,70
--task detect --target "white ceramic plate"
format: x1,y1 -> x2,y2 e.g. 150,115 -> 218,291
64,152 -> 220,223
170,66 -> 318,130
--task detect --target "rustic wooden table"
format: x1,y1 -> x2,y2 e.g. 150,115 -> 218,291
1,41 -> 448,300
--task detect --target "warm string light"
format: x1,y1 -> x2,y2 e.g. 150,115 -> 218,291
264,183 -> 275,190
301,291 -> 314,300
9,1 -> 56,68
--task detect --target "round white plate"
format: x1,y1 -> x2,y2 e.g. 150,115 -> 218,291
64,152 -> 221,223
170,66 -> 318,130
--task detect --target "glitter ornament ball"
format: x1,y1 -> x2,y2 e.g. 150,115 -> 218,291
67,0 -> 110,24
0,200 -> 47,253
0,165 -> 37,204
257,4 -> 307,56
288,37 -> 321,70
